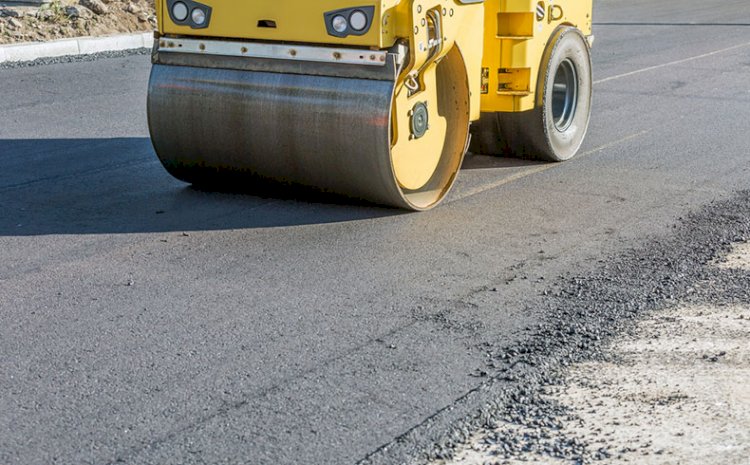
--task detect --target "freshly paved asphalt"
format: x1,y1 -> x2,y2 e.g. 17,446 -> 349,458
1,0 -> 749,463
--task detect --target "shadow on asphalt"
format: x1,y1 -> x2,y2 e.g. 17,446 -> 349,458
0,138 -> 403,235
461,153 -> 545,171
0,138 -> 541,236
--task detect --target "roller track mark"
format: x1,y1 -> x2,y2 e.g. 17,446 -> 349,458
105,319 -> 421,464
451,131 -> 650,204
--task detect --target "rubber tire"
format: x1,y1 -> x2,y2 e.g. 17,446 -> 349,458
470,26 -> 592,161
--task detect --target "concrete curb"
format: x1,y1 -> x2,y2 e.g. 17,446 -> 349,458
0,32 -> 152,64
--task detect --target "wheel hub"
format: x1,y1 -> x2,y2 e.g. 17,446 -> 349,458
409,101 -> 429,139
551,58 -> 578,132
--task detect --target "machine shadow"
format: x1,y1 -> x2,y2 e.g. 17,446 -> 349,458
461,152 -> 546,171
0,138 -> 402,236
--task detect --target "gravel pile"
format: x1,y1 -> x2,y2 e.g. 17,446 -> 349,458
360,191 -> 750,465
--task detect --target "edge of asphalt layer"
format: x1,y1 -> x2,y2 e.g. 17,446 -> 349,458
358,190 -> 750,465
0,31 -> 152,64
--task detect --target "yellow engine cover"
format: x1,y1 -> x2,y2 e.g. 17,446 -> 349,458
156,0 -> 592,117
159,1 -> 395,48
157,1 -> 486,118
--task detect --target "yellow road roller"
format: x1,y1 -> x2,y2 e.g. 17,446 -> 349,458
148,0 -> 594,210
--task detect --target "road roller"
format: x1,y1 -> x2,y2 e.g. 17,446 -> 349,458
148,0 -> 594,210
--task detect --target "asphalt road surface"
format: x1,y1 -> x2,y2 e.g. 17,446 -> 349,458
2,0 -> 749,464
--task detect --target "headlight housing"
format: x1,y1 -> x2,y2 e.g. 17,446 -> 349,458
166,0 -> 212,29
324,6 -> 375,38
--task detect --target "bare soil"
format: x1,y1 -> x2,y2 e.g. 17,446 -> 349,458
438,244 -> 750,465
0,0 -> 155,45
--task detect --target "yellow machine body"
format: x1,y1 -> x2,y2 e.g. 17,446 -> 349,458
149,0 -> 593,210
157,0 -> 591,115
480,0 -> 592,112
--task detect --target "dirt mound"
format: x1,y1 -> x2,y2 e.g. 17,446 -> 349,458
0,0 -> 155,45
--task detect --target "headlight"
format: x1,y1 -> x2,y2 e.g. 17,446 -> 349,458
167,0 -> 211,29
332,15 -> 348,33
349,10 -> 367,31
191,8 -> 206,26
171,1 -> 188,21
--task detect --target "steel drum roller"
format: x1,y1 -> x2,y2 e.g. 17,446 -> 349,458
147,48 -> 470,210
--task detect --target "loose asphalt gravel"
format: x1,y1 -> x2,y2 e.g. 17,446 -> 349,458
1,0 -> 750,464
413,191 -> 750,465
0,47 -> 150,70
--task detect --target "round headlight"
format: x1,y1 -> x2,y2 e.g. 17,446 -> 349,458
171,1 -> 188,21
332,15 -> 348,33
349,10 -> 367,31
191,8 -> 206,25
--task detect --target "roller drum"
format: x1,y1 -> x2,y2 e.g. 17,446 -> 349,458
147,48 -> 470,210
